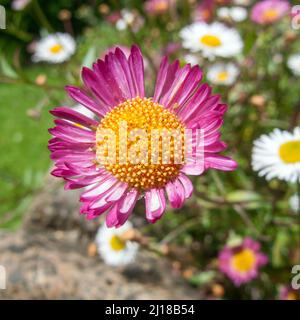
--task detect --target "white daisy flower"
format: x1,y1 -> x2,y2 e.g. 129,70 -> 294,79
289,194 -> 300,213
217,7 -> 248,22
252,127 -> 300,183
207,62 -> 239,86
32,33 -> 76,64
180,22 -> 243,60
287,54 -> 300,76
95,222 -> 139,266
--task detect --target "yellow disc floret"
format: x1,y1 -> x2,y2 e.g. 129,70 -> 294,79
279,140 -> 300,164
200,34 -> 222,47
95,97 -> 186,190
231,249 -> 256,273
50,44 -> 63,54
109,235 -> 126,251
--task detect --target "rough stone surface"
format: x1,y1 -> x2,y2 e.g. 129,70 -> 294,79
0,176 -> 200,300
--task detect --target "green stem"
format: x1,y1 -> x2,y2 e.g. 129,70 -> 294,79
3,28 -> 32,42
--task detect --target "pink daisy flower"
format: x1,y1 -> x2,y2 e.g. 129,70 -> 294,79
251,0 -> 290,25
218,237 -> 268,286
48,45 -> 237,228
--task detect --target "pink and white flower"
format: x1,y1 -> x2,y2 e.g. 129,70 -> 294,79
218,237 -> 268,286
48,45 -> 237,228
251,0 -> 290,25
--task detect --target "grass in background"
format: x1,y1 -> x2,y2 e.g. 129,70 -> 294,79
0,66 -> 65,229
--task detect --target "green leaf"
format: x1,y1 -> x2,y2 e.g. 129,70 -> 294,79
189,271 -> 216,286
226,190 -> 262,209
0,56 -> 18,79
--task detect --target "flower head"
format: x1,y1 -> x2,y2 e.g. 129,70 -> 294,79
251,0 -> 290,25
180,22 -> 243,60
287,54 -> 300,76
252,127 -> 300,183
219,237 -> 268,286
32,33 -> 76,64
207,62 -> 239,86
48,45 -> 237,227
96,221 -> 138,266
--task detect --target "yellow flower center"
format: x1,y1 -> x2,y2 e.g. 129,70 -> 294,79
262,8 -> 279,21
200,34 -> 222,47
50,44 -> 63,54
96,97 -> 185,190
217,71 -> 229,82
279,140 -> 300,164
231,249 -> 256,273
109,235 -> 126,251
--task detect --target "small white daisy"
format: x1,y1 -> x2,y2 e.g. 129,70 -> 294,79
287,54 -> 300,76
95,221 -> 139,266
180,22 -> 243,60
252,127 -> 300,183
217,6 -> 248,22
289,194 -> 300,213
32,33 -> 76,64
207,62 -> 239,86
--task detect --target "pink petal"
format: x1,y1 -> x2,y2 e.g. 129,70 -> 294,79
106,189 -> 139,228
50,107 -> 98,128
65,85 -> 106,118
178,174 -> 193,198
205,155 -> 238,171
165,180 -> 185,209
145,188 -> 166,223
128,45 -> 145,98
